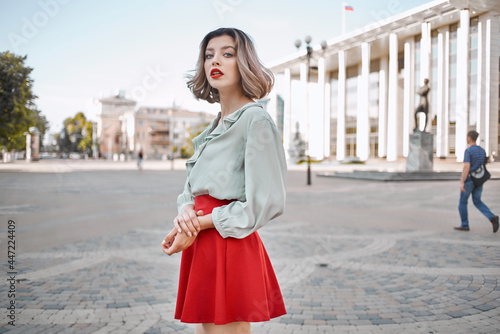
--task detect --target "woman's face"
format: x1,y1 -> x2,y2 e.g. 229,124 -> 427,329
204,35 -> 241,95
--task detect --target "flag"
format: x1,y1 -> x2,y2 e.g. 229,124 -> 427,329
344,5 -> 354,11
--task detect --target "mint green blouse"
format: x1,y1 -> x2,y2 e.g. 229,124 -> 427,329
177,102 -> 287,239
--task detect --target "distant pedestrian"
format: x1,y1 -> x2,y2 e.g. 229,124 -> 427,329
161,28 -> 287,333
455,130 -> 498,232
137,150 -> 143,170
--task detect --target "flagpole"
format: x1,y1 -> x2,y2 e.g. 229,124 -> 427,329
342,1 -> 346,35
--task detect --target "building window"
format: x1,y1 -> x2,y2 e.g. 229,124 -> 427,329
368,60 -> 379,158
449,22 -> 458,124
448,22 -> 458,155
414,35 -> 421,109
330,72 -> 338,157
430,29 -> 439,150
345,67 -> 358,119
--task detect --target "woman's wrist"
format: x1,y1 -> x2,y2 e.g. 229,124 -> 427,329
182,204 -> 195,212
198,214 -> 214,231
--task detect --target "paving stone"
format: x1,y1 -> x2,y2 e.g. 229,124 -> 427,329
1,166 -> 499,333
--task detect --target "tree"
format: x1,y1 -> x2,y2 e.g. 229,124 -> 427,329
181,122 -> 210,158
57,112 -> 93,154
0,51 -> 48,151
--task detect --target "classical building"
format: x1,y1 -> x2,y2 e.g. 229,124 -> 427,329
268,0 -> 500,162
97,93 -> 137,159
133,106 -> 213,159
96,92 -> 213,159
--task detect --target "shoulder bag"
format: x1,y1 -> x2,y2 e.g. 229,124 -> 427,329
470,164 -> 491,187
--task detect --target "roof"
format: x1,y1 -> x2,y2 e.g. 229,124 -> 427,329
135,107 -> 214,119
99,95 -> 137,106
450,0 -> 500,14
269,0 -> 499,73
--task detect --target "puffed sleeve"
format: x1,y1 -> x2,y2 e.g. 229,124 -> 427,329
177,178 -> 195,213
211,118 -> 287,238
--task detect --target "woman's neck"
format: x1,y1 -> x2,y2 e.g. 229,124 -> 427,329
218,88 -> 254,121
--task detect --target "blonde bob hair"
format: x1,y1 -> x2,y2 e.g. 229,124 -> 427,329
187,28 -> 274,103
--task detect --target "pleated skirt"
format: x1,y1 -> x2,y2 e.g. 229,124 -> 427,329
174,195 -> 286,324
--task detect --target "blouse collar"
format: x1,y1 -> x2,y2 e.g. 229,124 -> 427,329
186,102 -> 260,169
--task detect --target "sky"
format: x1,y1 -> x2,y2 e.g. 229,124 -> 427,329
0,0 -> 433,134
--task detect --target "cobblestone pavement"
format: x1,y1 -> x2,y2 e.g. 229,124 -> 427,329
0,160 -> 499,333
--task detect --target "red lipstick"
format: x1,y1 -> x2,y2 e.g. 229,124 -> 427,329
210,68 -> 223,78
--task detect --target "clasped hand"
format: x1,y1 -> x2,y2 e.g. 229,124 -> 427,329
161,205 -> 204,256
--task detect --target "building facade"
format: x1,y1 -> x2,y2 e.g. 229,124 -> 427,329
269,0 -> 500,162
96,93 -> 213,159
134,106 -> 213,159
97,94 -> 137,159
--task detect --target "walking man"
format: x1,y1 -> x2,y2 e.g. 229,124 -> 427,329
455,130 -> 498,232
137,150 -> 144,171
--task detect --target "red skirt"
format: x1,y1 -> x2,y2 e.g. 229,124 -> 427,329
174,195 -> 286,324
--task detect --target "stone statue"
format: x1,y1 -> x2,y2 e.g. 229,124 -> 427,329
288,122 -> 306,163
414,78 -> 430,132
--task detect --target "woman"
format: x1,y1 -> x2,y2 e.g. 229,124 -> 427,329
161,28 -> 287,334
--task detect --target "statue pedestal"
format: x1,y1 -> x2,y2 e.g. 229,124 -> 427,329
406,131 -> 433,171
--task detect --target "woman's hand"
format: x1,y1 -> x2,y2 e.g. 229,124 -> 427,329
173,205 -> 204,237
161,227 -> 196,256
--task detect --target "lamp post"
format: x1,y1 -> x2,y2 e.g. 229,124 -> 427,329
294,37 -> 327,185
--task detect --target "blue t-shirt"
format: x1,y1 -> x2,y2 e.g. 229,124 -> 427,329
464,145 -> 486,174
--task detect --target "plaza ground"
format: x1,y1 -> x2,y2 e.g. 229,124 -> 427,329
0,158 -> 499,333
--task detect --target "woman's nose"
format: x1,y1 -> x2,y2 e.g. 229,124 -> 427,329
212,54 -> 221,66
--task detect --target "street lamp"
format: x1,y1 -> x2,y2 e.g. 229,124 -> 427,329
294,36 -> 327,185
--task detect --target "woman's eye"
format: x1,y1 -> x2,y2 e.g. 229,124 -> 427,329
224,53 -> 233,57
205,54 -> 213,59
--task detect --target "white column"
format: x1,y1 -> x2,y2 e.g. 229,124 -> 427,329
268,85 -> 278,124
476,20 -> 483,144
318,57 -> 329,159
337,50 -> 346,161
300,62 -> 309,156
484,18 -> 491,154
455,9 -> 470,162
420,22 -> 432,85
436,27 -> 450,158
357,42 -> 370,161
378,56 -> 388,158
25,133 -> 31,161
387,33 -> 399,161
308,61 -> 324,160
324,72 -> 332,158
483,15 -> 499,156
403,38 -> 415,157
283,68 -> 292,159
